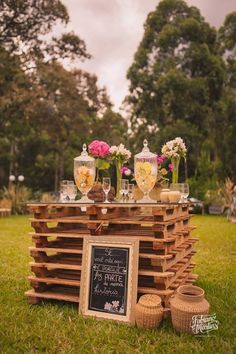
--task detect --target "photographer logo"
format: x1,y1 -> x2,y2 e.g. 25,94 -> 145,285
191,314 -> 219,335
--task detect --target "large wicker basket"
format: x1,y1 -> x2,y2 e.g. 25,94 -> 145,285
135,294 -> 163,329
170,285 -> 210,334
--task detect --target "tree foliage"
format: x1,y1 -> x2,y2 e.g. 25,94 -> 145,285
0,0 -> 127,192
126,0 -> 236,186
0,0 -> 90,66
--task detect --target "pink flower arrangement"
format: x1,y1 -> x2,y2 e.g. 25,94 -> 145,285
168,163 -> 173,171
88,140 -> 110,158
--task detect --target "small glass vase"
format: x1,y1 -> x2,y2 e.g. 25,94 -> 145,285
171,156 -> 180,184
115,161 -> 122,201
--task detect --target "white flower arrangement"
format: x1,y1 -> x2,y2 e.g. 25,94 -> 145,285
109,144 -> 131,162
161,137 -> 187,159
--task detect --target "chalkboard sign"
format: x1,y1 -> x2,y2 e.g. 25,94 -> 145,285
79,237 -> 139,324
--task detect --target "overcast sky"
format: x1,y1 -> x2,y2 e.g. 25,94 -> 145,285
62,0 -> 236,110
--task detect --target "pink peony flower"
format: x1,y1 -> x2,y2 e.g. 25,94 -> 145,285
168,163 -> 173,171
88,140 -> 110,158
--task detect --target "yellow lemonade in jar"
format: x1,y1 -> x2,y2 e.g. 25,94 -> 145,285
135,161 -> 156,193
75,165 -> 94,194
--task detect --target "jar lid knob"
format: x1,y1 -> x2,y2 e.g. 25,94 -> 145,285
143,139 -> 150,152
82,143 -> 88,156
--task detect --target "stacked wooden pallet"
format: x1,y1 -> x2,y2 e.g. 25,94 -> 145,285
26,202 -> 198,307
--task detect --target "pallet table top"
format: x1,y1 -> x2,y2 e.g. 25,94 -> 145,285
27,201 -> 191,208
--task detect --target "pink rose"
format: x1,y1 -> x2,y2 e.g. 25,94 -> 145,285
157,154 -> 165,165
88,140 -> 110,158
168,163 -> 173,171
121,167 -> 132,176
121,166 -> 129,174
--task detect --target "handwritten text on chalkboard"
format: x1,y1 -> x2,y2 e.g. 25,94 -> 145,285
89,246 -> 129,315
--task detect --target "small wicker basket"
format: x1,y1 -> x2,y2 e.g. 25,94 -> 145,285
135,294 -> 163,329
170,285 -> 210,334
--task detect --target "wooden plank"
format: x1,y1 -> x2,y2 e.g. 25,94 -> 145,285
30,217 -> 89,223
29,246 -> 83,254
30,232 -> 176,244
25,289 -> 79,303
29,217 -> 187,226
30,232 -> 88,239
29,261 -> 82,271
138,269 -> 174,277
139,253 -> 173,260
28,276 -> 80,287
138,287 -> 174,296
28,202 -> 189,208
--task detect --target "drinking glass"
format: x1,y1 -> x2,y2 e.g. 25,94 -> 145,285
170,183 -> 189,202
59,180 -> 70,202
128,184 -> 135,202
121,179 -> 129,202
181,183 -> 189,202
103,177 -> 111,203
67,183 -> 77,201
120,182 -> 124,201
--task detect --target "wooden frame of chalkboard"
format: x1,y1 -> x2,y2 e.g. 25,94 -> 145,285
79,236 -> 139,324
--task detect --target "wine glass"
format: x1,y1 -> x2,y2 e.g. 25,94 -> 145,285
170,183 -> 189,203
128,184 -> 135,202
59,180 -> 70,202
121,179 -> 129,202
67,183 -> 77,201
181,183 -> 189,202
120,182 -> 124,201
102,177 -> 111,203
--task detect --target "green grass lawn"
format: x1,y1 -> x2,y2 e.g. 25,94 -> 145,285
0,215 -> 235,354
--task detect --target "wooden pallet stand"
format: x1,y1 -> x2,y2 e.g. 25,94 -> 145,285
26,202 -> 198,307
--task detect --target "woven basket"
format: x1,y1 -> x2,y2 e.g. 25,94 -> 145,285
135,294 -> 163,329
170,285 -> 210,334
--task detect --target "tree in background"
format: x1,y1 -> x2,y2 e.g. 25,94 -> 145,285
126,0 -> 236,191
217,12 -> 236,180
0,0 -> 127,193
27,63 -> 116,191
0,0 -> 90,65
0,0 -> 90,190
125,0 -> 236,197
0,46 -> 34,184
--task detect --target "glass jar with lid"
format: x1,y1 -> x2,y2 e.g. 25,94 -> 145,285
134,139 -> 157,203
74,144 -> 95,203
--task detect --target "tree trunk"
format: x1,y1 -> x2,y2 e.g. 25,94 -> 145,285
9,140 -> 18,188
54,143 -> 66,192
58,146 -> 65,184
54,151 -> 59,192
